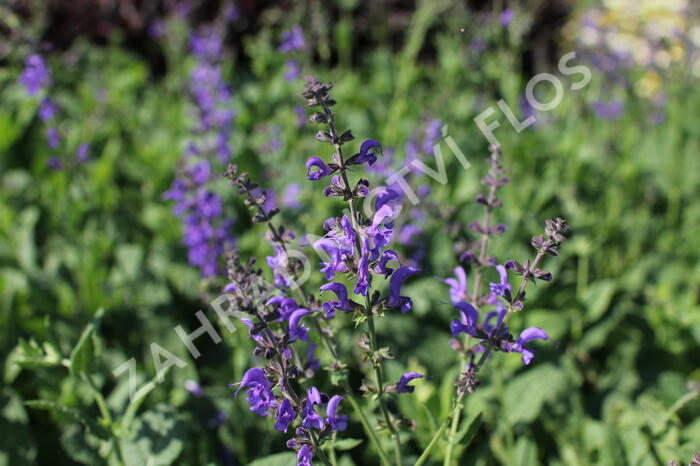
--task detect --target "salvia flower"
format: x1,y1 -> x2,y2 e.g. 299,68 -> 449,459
319,282 -> 353,317
296,445 -> 313,466
444,266 -> 469,303
19,54 -> 51,96
393,372 -> 425,393
301,387 -> 325,430
505,327 -> 549,365
164,27 -> 236,277
326,395 -> 348,431
233,368 -> 275,416
386,266 -> 418,313
274,399 -> 297,433
279,25 -> 305,53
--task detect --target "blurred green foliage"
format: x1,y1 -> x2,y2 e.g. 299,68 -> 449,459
0,1 -> 699,465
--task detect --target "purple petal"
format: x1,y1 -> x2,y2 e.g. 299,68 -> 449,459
516,327 -> 549,345
306,157 -> 331,180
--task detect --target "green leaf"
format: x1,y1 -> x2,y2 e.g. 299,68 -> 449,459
59,424 -> 104,465
327,438 -> 363,451
245,452 -> 297,466
119,366 -> 172,434
513,436 -> 537,466
120,405 -> 185,466
69,309 -> 104,376
455,411 -> 483,449
24,400 -> 109,439
0,389 -> 36,465
503,364 -> 566,424
582,280 -> 617,323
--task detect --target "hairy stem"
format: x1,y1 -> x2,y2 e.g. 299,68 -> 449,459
366,295 -> 402,466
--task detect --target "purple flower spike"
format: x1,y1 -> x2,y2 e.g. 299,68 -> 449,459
19,54 -> 51,96
510,327 -> 549,365
395,372 -> 424,393
289,309 -> 312,342
306,157 -> 332,180
232,368 -> 275,416
274,399 -> 297,433
326,395 -> 348,431
387,266 -> 418,313
296,444 -> 313,466
320,282 -> 353,318
444,266 -> 468,303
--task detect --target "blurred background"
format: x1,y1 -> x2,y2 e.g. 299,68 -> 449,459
1,0 -> 699,464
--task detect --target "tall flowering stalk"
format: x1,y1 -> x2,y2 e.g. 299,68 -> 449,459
416,146 -> 569,466
227,77 -> 427,466
223,165 -> 352,466
165,28 -> 236,277
18,54 -> 91,169
302,77 -> 422,466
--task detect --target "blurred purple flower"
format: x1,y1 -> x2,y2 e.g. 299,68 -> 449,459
592,99 -> 624,120
185,379 -> 204,397
75,143 -> 91,163
500,8 -> 514,27
285,59 -> 300,81
280,25 -> 305,53
19,54 -> 50,96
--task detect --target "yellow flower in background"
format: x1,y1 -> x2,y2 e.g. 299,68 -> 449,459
565,0 -> 698,100
636,70 -> 662,98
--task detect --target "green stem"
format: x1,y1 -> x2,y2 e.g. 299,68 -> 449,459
82,373 -> 112,426
662,389 -> 700,425
342,382 -> 393,466
310,430 -> 333,466
365,296 -> 402,466
443,385 -> 466,466
417,393 -> 464,466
